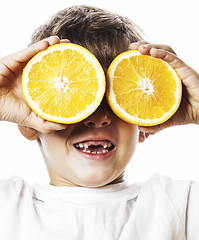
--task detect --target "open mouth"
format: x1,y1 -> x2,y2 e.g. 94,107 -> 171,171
74,140 -> 115,155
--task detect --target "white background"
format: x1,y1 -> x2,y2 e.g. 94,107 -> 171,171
0,0 -> 198,185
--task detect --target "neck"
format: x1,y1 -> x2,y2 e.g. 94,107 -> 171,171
49,172 -> 125,188
106,172 -> 124,185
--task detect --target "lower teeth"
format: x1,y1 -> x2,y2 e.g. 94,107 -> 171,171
80,149 -> 108,154
82,149 -> 108,154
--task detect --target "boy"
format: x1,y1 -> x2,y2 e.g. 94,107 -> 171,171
0,5 -> 199,240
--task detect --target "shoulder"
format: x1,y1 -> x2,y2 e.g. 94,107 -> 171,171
145,174 -> 199,238
0,175 -> 24,190
142,173 -> 192,207
145,173 -> 192,195
0,176 -> 32,202
138,174 -> 193,227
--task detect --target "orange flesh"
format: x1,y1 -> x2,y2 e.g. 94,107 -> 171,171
28,49 -> 99,118
112,55 -> 177,120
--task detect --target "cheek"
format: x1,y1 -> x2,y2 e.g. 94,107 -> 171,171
40,134 -> 69,171
118,124 -> 138,162
126,124 -> 138,149
40,126 -> 75,161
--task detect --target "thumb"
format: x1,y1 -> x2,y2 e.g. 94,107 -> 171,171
15,36 -> 61,63
22,111 -> 68,134
138,119 -> 174,135
3,36 -> 61,73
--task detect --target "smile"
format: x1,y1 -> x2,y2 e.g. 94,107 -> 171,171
74,140 -> 115,154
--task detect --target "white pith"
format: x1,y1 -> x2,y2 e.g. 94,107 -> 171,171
138,77 -> 154,94
54,75 -> 71,93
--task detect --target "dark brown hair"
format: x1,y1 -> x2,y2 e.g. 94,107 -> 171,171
31,5 -> 143,69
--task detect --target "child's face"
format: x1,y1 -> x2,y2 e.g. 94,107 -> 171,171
38,98 -> 138,187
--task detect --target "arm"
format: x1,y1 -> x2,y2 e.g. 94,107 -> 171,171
0,36 -> 68,133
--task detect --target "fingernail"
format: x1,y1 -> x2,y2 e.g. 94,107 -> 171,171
140,45 -> 149,49
55,124 -> 67,130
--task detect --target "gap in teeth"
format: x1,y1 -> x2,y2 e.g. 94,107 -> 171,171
74,142 -> 114,154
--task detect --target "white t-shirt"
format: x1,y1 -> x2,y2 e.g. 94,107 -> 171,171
0,174 -> 198,240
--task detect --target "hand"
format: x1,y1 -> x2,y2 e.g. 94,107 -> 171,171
0,36 -> 69,133
129,41 -> 199,138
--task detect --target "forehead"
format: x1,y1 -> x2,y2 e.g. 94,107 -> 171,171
73,40 -> 129,73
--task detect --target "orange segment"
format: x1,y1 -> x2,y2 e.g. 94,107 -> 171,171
22,43 -> 105,124
106,50 -> 182,126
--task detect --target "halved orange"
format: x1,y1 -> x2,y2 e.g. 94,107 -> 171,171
106,50 -> 182,126
22,43 -> 105,124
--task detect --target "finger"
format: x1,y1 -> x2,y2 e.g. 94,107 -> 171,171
0,59 -> 16,80
148,48 -> 197,88
138,119 -> 174,135
129,42 -> 176,56
138,125 -> 160,135
130,42 -> 176,56
33,121 -> 68,134
14,36 -> 60,63
60,39 -> 71,43
1,36 -> 60,75
138,131 -> 150,143
139,44 -> 176,56
22,112 -> 68,133
39,121 -> 68,134
129,41 -> 149,50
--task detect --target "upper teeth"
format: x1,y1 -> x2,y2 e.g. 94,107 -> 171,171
75,141 -> 112,149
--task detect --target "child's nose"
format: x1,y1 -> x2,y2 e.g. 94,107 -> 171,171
82,106 -> 111,128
